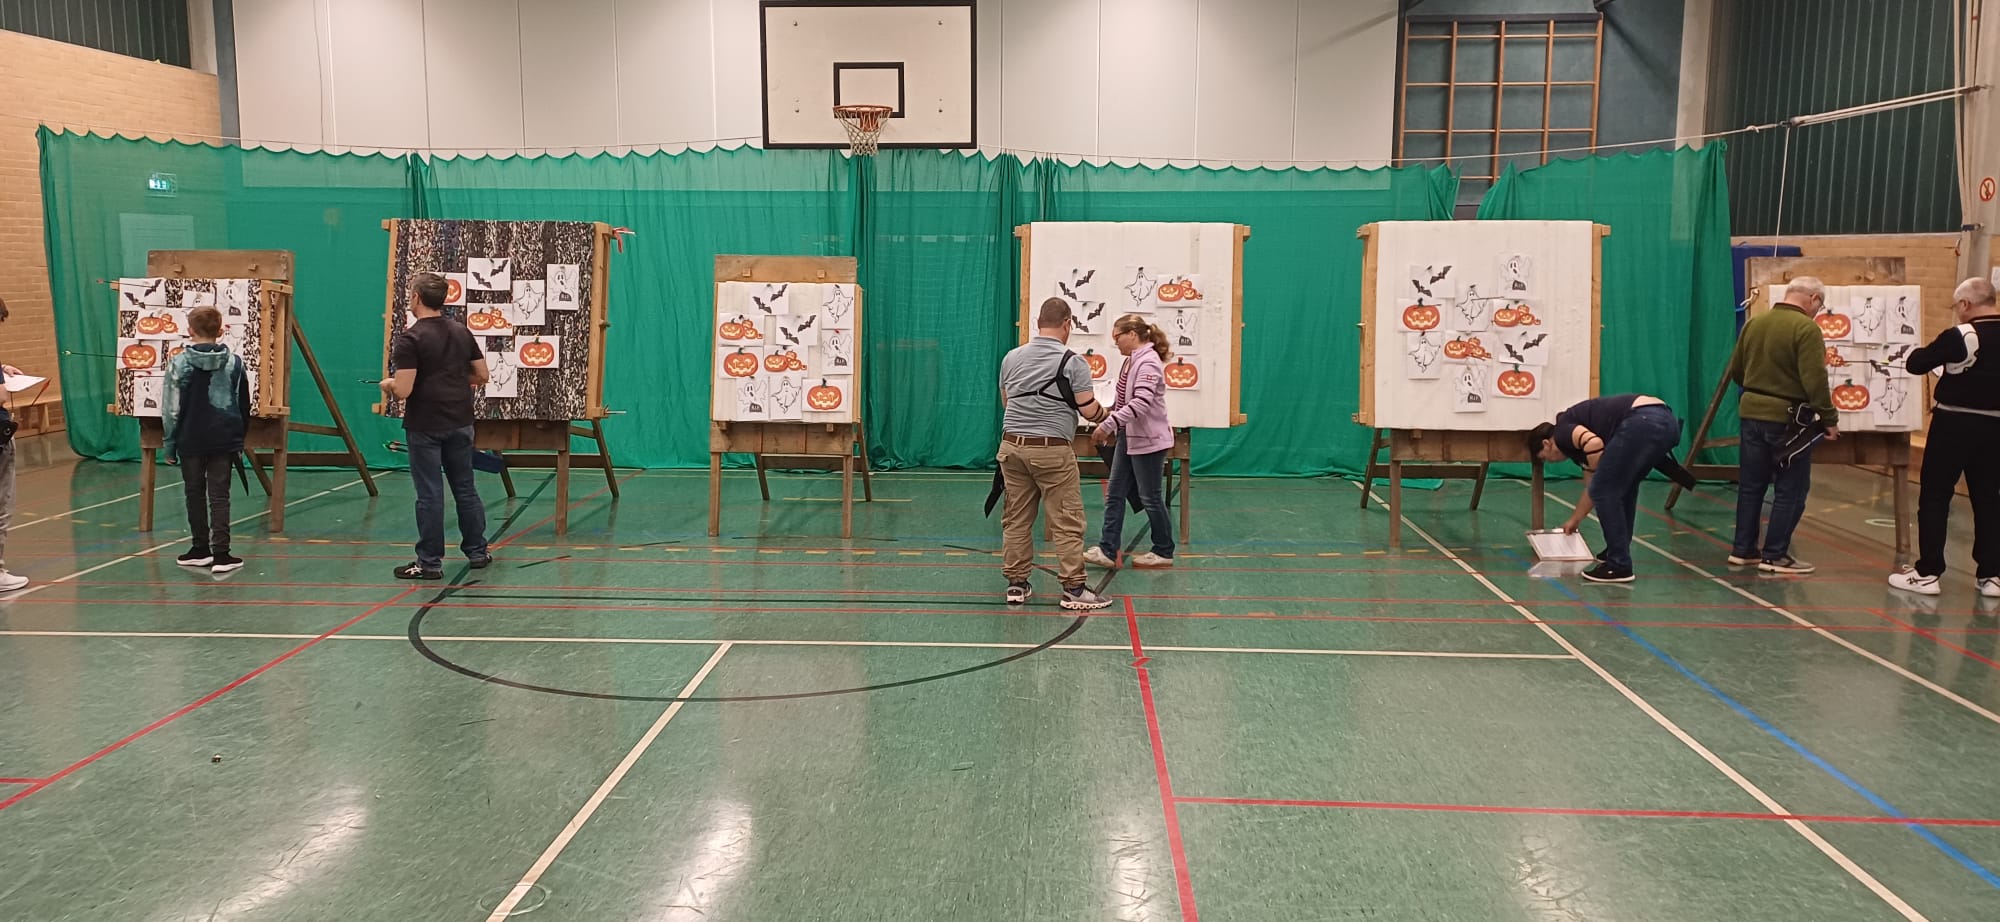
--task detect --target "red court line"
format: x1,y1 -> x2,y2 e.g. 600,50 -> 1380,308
1866,607 -> 2000,671
1675,481 -> 1884,565
0,777 -> 44,785
1125,596 -> 1200,922
1173,796 -> 2000,828
488,474 -> 644,551
0,586 -> 422,813
0,598 -> 374,610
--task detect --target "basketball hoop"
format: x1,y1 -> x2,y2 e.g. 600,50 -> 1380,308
833,104 -> 893,155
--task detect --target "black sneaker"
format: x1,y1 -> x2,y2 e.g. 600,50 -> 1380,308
177,548 -> 214,568
468,554 -> 494,569
394,562 -> 443,581
1759,556 -> 1815,575
1005,582 -> 1032,605
210,552 -> 244,574
1581,562 -> 1635,583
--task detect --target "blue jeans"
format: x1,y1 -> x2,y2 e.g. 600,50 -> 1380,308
1589,405 -> 1682,571
408,426 -> 488,571
1733,418 -> 1814,560
1099,437 -> 1174,559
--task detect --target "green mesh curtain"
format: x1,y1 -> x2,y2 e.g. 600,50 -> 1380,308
417,148 -> 856,468
39,128 -> 420,463
1046,162 -> 1459,475
1477,144 -> 1740,462
40,129 -> 1471,475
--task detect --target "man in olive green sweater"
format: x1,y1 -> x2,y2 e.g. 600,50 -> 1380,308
1726,276 -> 1840,575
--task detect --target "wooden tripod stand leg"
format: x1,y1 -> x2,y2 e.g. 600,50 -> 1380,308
139,450 -> 157,532
1361,429 -> 1385,509
857,427 -> 874,502
1388,458 -> 1403,550
292,315 -> 380,498
269,447 -> 289,533
248,451 -> 274,495
756,453 -> 771,502
709,451 -> 723,537
1470,462 -> 1491,510
1669,367 -> 1736,511
591,420 -> 620,498
841,452 -> 854,539
496,452 -> 518,498
1179,455 -> 1192,544
554,449 -> 571,536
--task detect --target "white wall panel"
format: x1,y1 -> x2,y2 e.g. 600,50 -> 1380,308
234,0 -> 326,149
327,0 -> 429,151
614,0 -> 717,148
710,0 -> 764,143
1294,0 -> 1396,166
422,0 -> 526,153
999,0 -> 1097,157
1194,0 -> 1297,163
519,0 -> 620,152
1096,0 -> 1197,161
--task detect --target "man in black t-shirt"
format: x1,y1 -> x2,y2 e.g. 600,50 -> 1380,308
381,273 -> 491,580
1526,394 -> 1692,584
1890,277 -> 2000,597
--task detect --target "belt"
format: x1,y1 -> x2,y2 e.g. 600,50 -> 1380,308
1003,433 -> 1070,446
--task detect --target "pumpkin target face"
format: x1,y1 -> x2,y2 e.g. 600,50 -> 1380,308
1443,339 -> 1470,359
1817,312 -> 1852,339
723,348 -> 760,378
1164,359 -> 1199,389
1084,350 -> 1108,379
122,342 -> 159,369
1402,303 -> 1442,331
765,349 -> 798,373
1158,283 -> 1185,302
1832,380 -> 1870,410
444,277 -> 464,304
1492,308 -> 1520,327
719,319 -> 746,341
136,314 -> 164,335
519,340 -> 557,368
807,379 -> 844,411
1497,368 -> 1537,396
786,354 -> 807,371
468,311 -> 494,331
1824,347 -> 1845,367
1515,309 -> 1540,326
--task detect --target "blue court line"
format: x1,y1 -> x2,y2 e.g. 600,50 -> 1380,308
1500,548 -> 2000,889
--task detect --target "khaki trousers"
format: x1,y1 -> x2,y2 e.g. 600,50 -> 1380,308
997,441 -> 1086,587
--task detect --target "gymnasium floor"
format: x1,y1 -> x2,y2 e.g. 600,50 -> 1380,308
2,434 -> 1998,921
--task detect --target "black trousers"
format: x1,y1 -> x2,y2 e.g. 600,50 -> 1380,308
1916,410 -> 2000,578
180,453 -> 234,553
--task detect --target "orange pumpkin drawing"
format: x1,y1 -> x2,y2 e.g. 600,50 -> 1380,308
1514,308 -> 1540,326
1817,312 -> 1852,339
719,318 -> 746,340
1832,379 -> 1871,410
786,353 -> 807,372
1444,335 -> 1490,361
723,348 -> 760,378
122,342 -> 159,369
444,277 -> 464,304
1158,282 -> 1185,302
1492,308 -> 1520,327
519,339 -> 556,368
1084,349 -> 1108,379
1402,303 -> 1442,331
1497,367 -> 1537,397
1164,358 -> 1199,389
136,313 -> 164,335
468,310 -> 494,331
765,348 -> 800,373
1824,347 -> 1846,367
807,379 -> 844,411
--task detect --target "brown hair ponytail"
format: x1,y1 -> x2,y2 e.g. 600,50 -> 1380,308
1113,313 -> 1172,361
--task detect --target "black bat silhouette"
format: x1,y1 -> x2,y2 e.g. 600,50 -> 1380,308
1058,281 -> 1079,300
1074,269 -> 1096,286
798,316 -> 815,331
1085,303 -> 1105,321
781,328 -> 800,344
1429,265 -> 1453,285
1071,317 -> 1091,333
753,295 -> 774,313
1501,334 -> 1550,364
471,267 -> 495,288
1411,279 -> 1433,299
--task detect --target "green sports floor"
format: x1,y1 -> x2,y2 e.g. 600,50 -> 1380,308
3,433 -> 1999,921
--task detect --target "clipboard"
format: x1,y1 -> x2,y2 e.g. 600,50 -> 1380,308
1527,529 -> 1594,561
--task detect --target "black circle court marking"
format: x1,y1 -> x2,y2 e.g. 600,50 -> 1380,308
406,475 -> 1164,703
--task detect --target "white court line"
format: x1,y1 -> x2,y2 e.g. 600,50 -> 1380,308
9,483 -> 182,530
484,642 -> 733,921
1538,489 -> 2000,728
1365,483 -> 1926,921
0,630 -> 1575,660
0,480 -> 364,602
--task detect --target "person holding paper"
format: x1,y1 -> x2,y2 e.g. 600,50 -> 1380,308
1725,276 -> 1838,576
1888,277 -> 2000,596
1527,394 -> 1694,583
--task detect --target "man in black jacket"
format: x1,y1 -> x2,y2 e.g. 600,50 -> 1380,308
0,294 -> 23,592
380,273 -> 491,580
1890,277 -> 2000,597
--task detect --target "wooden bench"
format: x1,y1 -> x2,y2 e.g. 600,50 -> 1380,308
5,382 -> 60,436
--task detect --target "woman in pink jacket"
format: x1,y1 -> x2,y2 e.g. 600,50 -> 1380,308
1086,314 -> 1176,568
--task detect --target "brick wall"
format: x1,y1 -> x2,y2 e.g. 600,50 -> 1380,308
0,28 -> 220,432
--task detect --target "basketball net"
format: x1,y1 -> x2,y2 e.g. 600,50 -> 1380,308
833,104 -> 892,155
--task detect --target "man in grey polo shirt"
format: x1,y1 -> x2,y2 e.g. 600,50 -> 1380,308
997,298 -> 1113,610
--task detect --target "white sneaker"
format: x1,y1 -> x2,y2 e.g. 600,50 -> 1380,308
1887,569 -> 1942,596
1129,552 -> 1174,568
1981,577 -> 2000,599
0,571 -> 27,593
1084,547 -> 1118,568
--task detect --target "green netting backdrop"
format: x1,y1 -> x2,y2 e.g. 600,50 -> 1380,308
39,128 -> 1732,474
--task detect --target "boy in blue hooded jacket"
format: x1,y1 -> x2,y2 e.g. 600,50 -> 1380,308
163,306 -> 250,573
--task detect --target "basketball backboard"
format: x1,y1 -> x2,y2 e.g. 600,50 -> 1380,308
760,0 -> 977,149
